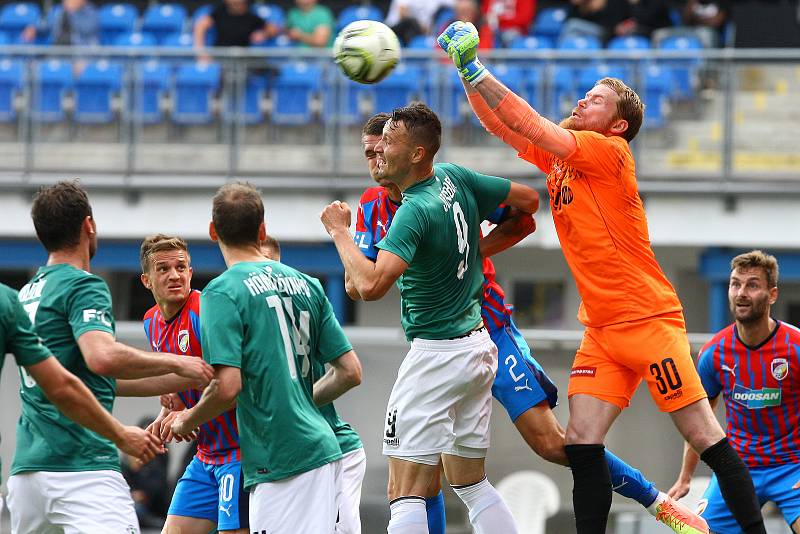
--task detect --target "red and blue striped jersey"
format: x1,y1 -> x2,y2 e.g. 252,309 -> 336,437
697,321 -> 800,467
355,185 -> 510,330
143,290 -> 241,465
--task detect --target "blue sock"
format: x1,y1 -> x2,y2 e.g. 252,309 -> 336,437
605,449 -> 659,508
425,491 -> 446,534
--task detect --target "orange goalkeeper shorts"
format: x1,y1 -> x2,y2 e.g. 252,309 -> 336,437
567,311 -> 707,412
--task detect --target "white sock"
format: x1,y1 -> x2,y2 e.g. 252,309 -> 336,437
388,496 -> 429,534
647,491 -> 668,516
452,477 -> 519,534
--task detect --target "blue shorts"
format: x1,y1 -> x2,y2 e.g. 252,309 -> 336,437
490,312 -> 558,422
168,456 -> 249,530
700,462 -> 800,533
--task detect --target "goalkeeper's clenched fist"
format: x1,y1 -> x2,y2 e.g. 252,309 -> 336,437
437,21 -> 490,86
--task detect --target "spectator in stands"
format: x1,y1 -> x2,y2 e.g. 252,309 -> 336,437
614,0 -> 673,39
481,0 -> 536,46
562,0 -> 632,43
22,0 -> 99,45
386,0 -> 454,46
681,0 -> 730,46
438,0 -> 494,49
194,0 -> 279,51
286,0 -> 335,47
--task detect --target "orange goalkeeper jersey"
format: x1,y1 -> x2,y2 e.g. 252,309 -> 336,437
520,130 -> 682,327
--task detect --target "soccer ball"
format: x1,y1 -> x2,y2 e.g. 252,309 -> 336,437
333,20 -> 401,84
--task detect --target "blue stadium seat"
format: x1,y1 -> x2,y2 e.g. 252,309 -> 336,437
436,68 -> 465,126
0,59 -> 23,121
173,62 -> 221,125
432,7 -> 454,35
577,63 -> 629,96
33,59 -> 72,122
142,4 -> 187,45
227,74 -> 267,125
374,63 -> 419,113
337,5 -> 383,31
523,65 -> 545,113
113,32 -> 157,47
324,69 -> 372,126
469,64 -> 523,126
271,61 -> 321,125
0,3 -> 40,43
259,34 -> 293,49
162,33 -> 193,48
98,3 -> 138,45
509,35 -> 555,51
254,4 -> 285,29
558,34 -> 602,51
658,34 -> 703,100
607,35 -> 651,51
552,64 -> 577,120
405,35 -> 436,68
74,60 -> 123,124
642,62 -> 671,129
133,60 -> 170,124
531,7 -> 567,41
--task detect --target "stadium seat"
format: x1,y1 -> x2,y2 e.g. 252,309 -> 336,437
33,59 -> 72,122
162,33 -> 193,48
552,64 -> 577,120
253,4 -> 285,29
531,7 -> 567,41
227,74 -> 267,125
0,59 -> 24,122
658,34 -> 703,100
558,34 -> 602,51
374,63 -> 419,113
523,65 -> 545,114
577,63 -> 629,96
642,62 -> 672,128
337,5 -> 383,31
432,7 -> 454,35
172,62 -> 221,125
271,61 -> 321,125
74,60 -> 123,124
142,4 -> 187,45
133,60 -> 170,124
509,35 -> 555,51
98,3 -> 138,45
0,2 -> 40,43
113,32 -> 157,47
436,68 -> 465,126
496,471 -> 559,534
324,68 -> 372,126
607,35 -> 651,51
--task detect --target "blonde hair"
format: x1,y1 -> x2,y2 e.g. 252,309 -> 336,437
597,77 -> 644,142
140,234 -> 190,273
730,250 -> 779,288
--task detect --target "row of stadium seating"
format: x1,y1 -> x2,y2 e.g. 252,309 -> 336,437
0,56 -> 696,128
0,2 -> 701,51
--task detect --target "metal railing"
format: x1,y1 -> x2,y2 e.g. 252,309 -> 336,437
0,45 -> 798,190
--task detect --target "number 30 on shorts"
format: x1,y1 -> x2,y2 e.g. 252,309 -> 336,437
649,357 -> 683,394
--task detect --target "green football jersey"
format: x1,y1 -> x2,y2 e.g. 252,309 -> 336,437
201,260 -> 351,490
12,264 -> 118,475
377,162 -> 511,340
0,283 -> 51,481
312,359 -> 363,456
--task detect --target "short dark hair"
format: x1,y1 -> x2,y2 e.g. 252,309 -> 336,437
261,234 -> 281,261
362,112 -> 391,136
140,234 -> 190,273
212,181 -> 264,247
390,102 -> 441,159
31,180 -> 93,252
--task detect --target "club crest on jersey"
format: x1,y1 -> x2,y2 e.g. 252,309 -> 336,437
178,329 -> 190,353
771,358 -> 788,381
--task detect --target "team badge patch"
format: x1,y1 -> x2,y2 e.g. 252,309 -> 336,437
771,358 -> 788,381
178,329 -> 190,353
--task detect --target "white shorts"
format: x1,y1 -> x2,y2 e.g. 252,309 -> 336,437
250,460 -> 341,533
337,448 -> 366,534
382,329 -> 497,463
7,470 -> 139,534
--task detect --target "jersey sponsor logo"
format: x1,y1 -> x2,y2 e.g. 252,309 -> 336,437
178,329 -> 190,353
771,358 -> 789,381
731,384 -> 782,409
721,363 -> 737,377
354,232 -> 370,250
663,389 -> 683,402
219,503 -> 232,517
570,366 -> 596,378
82,308 -> 111,326
514,379 -> 533,392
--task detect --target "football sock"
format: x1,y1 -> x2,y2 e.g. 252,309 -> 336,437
565,443 -> 612,534
452,476 -> 518,534
605,449 -> 659,508
425,491 -> 446,534
389,496 -> 429,534
700,438 -> 766,534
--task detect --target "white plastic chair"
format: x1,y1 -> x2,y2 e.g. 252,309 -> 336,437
493,470 -> 560,534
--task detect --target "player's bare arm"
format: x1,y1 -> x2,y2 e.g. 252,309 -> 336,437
115,373 -> 200,397
344,270 -> 362,301
313,350 -> 362,407
168,366 -> 241,441
669,395 -> 721,499
321,200 -> 408,301
480,207 -> 537,258
27,356 -> 163,463
78,329 -> 214,382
